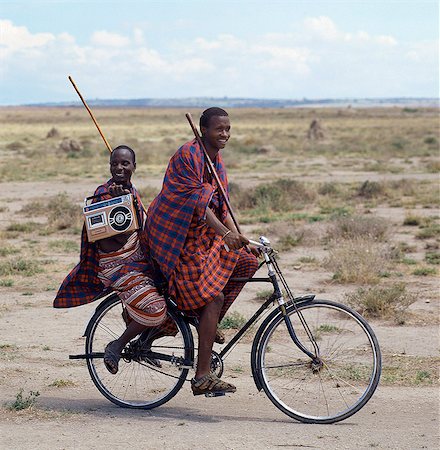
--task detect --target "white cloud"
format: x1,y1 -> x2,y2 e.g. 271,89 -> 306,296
0,18 -> 437,103
90,31 -> 130,47
195,34 -> 246,52
304,16 -> 343,40
133,28 -> 145,45
0,19 -> 54,52
376,35 -> 397,46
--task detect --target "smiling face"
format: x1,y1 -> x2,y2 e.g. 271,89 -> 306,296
109,147 -> 136,186
201,115 -> 231,152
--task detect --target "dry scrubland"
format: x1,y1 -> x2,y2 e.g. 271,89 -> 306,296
0,106 -> 439,449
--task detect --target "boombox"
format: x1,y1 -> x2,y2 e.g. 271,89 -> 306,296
83,193 -> 140,242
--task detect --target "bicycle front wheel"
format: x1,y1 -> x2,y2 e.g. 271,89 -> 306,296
255,300 -> 381,424
85,295 -> 193,409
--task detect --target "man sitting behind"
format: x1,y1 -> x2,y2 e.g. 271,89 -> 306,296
53,145 -> 166,374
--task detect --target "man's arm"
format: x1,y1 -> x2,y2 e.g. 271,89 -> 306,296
205,208 -> 248,250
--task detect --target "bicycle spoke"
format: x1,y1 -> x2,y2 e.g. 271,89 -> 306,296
256,300 -> 381,423
86,297 -> 192,409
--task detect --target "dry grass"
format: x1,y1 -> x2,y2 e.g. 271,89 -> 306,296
326,215 -> 389,241
324,236 -> 392,284
345,282 -> 416,323
0,105 -> 437,325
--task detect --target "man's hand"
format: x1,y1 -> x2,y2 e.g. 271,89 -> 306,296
248,245 -> 262,257
108,183 -> 130,197
224,231 -> 249,251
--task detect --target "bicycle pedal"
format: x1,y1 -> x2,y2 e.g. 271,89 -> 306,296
204,391 -> 226,398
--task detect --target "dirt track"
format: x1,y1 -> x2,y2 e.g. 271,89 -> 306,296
1,171 -> 439,449
1,284 -> 439,450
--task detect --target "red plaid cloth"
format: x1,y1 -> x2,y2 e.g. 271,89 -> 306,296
147,140 -> 229,280
53,180 -> 154,308
147,140 -> 258,311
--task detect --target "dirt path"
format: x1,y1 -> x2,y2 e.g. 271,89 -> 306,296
0,284 -> 438,450
1,171 -> 439,449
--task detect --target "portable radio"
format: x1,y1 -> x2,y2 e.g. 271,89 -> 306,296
83,193 -> 139,242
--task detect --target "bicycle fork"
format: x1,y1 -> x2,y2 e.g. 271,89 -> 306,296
264,251 -> 321,363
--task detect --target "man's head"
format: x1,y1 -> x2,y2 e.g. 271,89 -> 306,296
200,107 -> 230,151
110,145 -> 136,186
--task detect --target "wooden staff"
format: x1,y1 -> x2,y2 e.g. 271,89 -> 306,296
68,75 -> 113,153
185,112 -> 242,234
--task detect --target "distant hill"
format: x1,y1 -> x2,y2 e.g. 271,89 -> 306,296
26,97 -> 439,108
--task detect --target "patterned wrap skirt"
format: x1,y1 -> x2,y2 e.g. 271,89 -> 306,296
98,233 -> 166,327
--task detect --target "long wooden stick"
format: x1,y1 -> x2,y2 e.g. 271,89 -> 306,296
185,112 -> 242,234
68,76 -> 112,153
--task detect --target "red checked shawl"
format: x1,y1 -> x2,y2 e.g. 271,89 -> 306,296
147,140 -> 242,310
53,180 -> 153,308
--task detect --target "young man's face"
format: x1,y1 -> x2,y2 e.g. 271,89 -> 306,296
110,148 -> 136,185
202,115 -> 231,151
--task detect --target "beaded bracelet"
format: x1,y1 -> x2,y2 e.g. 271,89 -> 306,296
222,230 -> 232,240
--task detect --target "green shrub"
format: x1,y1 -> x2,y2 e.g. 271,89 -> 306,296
345,282 -> 415,321
0,258 -> 44,277
424,136 -> 437,145
416,224 -> 440,239
412,267 -> 437,276
278,232 -> 304,249
425,252 -> 440,264
8,389 -> 40,411
403,214 -> 422,226
230,179 -> 316,213
357,180 -> 386,199
6,222 -> 40,233
219,311 -> 247,330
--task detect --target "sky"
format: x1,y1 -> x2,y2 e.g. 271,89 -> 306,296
0,0 -> 438,105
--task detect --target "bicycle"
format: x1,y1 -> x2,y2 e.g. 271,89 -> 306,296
70,236 -> 381,424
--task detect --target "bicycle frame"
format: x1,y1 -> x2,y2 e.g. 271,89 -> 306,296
72,237 -> 320,373
218,238 -> 319,363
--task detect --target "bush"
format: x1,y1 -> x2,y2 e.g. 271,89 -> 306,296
416,224 -> 440,239
357,180 -> 386,199
230,179 -> 316,213
325,236 -> 391,284
219,311 -> 247,330
278,232 -> 304,249
412,267 -> 437,276
6,222 -> 40,233
47,193 -> 83,231
327,215 -> 389,241
425,252 -> 440,264
403,214 -> 422,226
8,389 -> 40,411
318,182 -> 340,196
345,282 -> 415,322
0,258 -> 44,277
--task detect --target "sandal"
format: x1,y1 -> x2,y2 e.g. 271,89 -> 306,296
214,328 -> 225,344
104,341 -> 121,375
191,373 -> 236,396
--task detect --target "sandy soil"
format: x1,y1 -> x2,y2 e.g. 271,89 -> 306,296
0,175 -> 439,450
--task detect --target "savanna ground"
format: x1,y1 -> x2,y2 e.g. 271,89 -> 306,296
0,106 -> 439,449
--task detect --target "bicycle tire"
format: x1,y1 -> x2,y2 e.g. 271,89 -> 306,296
85,295 -> 193,409
254,299 -> 381,424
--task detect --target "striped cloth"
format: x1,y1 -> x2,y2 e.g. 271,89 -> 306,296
98,233 -> 166,327
53,179 -> 158,308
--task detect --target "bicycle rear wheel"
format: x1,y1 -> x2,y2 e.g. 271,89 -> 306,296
85,295 -> 193,409
255,299 -> 381,424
